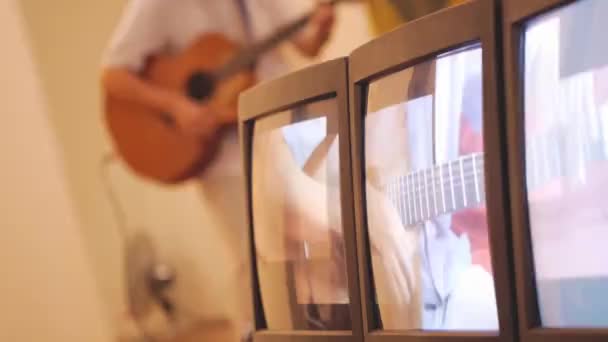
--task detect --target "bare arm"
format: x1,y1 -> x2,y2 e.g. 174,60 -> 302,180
291,3 -> 335,57
101,67 -> 231,138
102,67 -> 177,113
262,130 -> 339,244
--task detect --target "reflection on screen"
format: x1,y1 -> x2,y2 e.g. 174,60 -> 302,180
250,98 -> 351,331
364,43 -> 498,331
524,0 -> 608,328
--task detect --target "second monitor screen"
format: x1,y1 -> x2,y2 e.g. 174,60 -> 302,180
524,0 -> 608,328
364,43 -> 498,331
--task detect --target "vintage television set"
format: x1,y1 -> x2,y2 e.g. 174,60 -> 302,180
504,0 -> 608,341
348,0 -> 516,341
238,58 -> 363,342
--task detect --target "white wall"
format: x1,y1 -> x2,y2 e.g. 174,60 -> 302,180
0,1 -> 110,341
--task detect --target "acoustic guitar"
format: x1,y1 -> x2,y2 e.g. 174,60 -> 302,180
104,0 -> 348,184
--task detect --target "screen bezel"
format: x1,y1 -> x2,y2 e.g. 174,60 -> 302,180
238,57 -> 363,342
503,0 -> 608,341
348,1 -> 516,341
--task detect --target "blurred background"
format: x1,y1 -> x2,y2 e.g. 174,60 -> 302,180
0,0 -> 462,340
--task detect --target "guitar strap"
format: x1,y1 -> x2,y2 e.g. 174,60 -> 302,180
235,0 -> 253,43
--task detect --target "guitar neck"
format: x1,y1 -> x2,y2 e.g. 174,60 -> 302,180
216,0 -> 343,79
383,121 -> 608,227
383,153 -> 485,227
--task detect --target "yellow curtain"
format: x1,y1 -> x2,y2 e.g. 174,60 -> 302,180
366,0 -> 469,36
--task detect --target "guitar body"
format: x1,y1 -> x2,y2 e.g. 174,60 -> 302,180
105,33 -> 256,184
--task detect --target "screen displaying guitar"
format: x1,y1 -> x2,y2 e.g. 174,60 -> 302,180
363,43 -> 498,331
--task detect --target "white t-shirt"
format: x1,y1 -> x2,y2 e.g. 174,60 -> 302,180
103,0 -> 311,337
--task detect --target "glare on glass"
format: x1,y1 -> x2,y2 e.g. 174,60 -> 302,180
524,0 -> 608,328
250,98 -> 351,331
364,43 -> 498,331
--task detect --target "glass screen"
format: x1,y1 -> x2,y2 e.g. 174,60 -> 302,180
524,0 -> 608,328
250,98 -> 351,330
364,43 -> 498,331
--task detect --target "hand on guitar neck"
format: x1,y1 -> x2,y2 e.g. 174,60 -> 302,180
292,2 -> 335,56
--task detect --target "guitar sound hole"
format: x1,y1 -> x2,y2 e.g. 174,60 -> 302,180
186,71 -> 215,101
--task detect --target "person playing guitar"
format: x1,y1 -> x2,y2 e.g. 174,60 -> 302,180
101,1 -> 334,341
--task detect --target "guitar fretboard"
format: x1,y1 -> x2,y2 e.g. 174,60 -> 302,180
383,153 -> 485,227
383,125 -> 608,227
215,15 -> 309,79
215,0 -> 344,80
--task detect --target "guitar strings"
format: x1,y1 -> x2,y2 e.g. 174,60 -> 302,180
380,162 -> 486,226
382,164 -> 485,198
388,174 -> 485,199
384,174 -> 486,208
384,156 -> 485,184
388,167 -> 485,191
